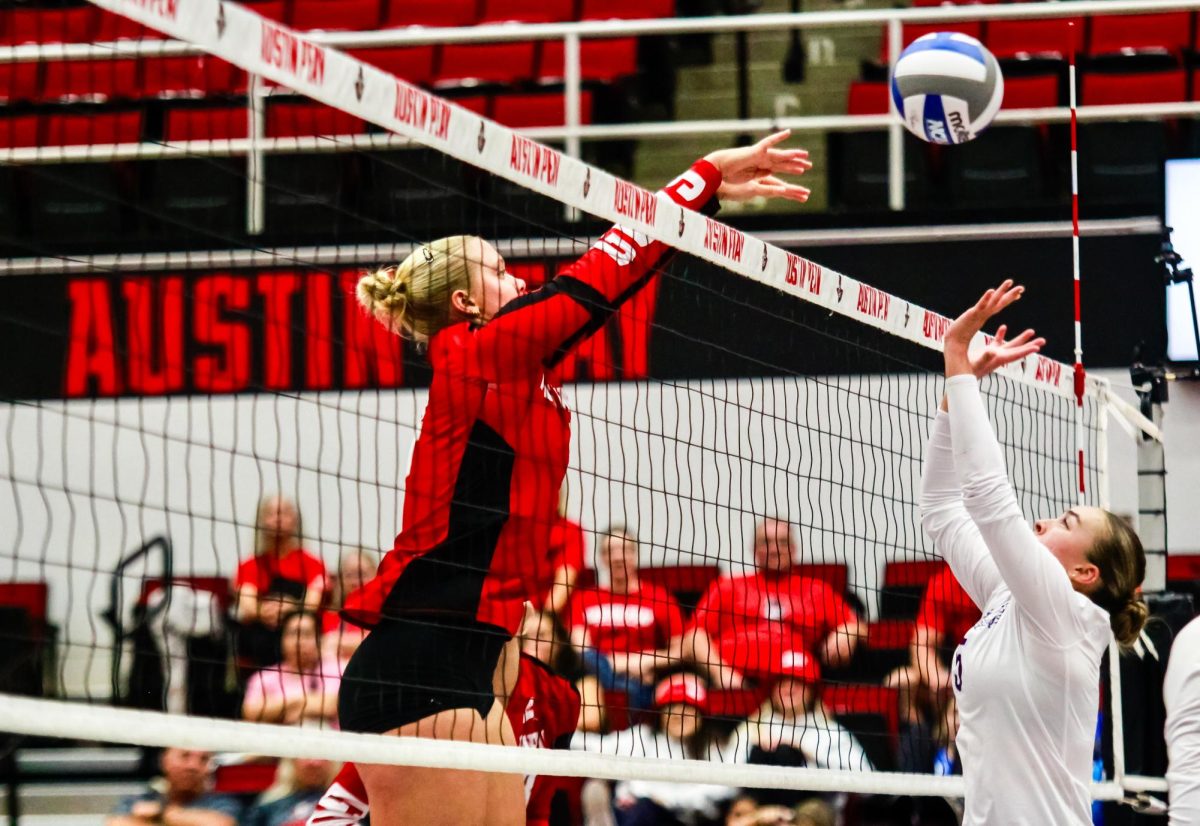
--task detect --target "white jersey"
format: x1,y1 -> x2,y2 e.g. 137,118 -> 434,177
1165,616 -> 1200,826
920,376 -> 1111,826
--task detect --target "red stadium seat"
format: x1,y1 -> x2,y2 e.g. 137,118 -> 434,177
1088,12 -> 1193,56
164,106 -> 249,141
639,565 -> 722,600
42,111 -> 142,146
94,9 -> 153,41
1081,70 -> 1187,105
436,42 -> 538,86
580,0 -> 674,20
141,56 -> 246,97
986,17 -> 1082,61
214,761 -> 279,794
1194,69 -> 1200,101
0,583 -> 49,624
0,62 -> 42,103
0,7 -> 96,45
879,559 -> 945,619
1001,74 -> 1059,109
882,21 -> 983,63
866,619 -> 916,650
821,683 -> 901,755
266,101 -> 366,137
245,0 -> 288,21
847,80 -> 889,115
481,0 -> 575,23
41,58 -> 139,102
381,0 -> 478,28
350,46 -> 438,85
452,95 -> 491,116
795,563 -> 849,596
291,0 -> 382,31
0,114 -> 40,149
538,38 -> 639,82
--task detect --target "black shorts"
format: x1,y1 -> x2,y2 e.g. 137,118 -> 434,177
338,614 -> 510,734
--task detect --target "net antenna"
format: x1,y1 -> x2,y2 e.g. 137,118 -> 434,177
1068,19 -> 1087,501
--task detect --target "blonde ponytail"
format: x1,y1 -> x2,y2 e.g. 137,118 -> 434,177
356,235 -> 482,341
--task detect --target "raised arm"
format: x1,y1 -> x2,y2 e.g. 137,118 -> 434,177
468,132 -> 813,384
919,408 -> 1003,610
941,282 -> 1087,645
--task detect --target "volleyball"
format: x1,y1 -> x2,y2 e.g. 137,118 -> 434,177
890,32 -> 1004,145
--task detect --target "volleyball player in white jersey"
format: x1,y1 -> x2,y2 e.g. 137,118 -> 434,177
920,281 -> 1148,825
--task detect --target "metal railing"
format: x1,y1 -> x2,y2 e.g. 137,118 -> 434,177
1,0 -> 1198,218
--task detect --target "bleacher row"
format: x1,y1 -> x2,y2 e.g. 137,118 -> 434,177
830,10 -> 1200,210
0,0 -> 665,150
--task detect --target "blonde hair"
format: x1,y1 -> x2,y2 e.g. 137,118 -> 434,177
1088,512 -> 1149,649
357,235 -> 483,341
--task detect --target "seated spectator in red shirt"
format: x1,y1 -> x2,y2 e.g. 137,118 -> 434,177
234,496 -> 327,669
322,549 -> 377,667
568,525 -> 684,713
242,757 -> 340,826
885,563 -> 979,773
106,748 -> 241,826
683,517 -> 865,689
243,611 -> 340,727
544,507 -> 588,619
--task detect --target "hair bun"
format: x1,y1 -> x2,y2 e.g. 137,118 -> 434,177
356,267 -> 408,326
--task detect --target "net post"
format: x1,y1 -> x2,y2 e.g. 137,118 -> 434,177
1097,384 -> 1111,512
564,31 -> 582,223
886,17 -> 905,211
247,73 -> 266,236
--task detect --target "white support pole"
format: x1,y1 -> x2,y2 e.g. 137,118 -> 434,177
886,18 -> 905,212
1108,638 -> 1127,790
246,73 -> 266,236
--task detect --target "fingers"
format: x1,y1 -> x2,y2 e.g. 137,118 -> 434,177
755,129 -> 793,150
757,176 -> 811,202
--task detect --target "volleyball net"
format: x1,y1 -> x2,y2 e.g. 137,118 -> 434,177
0,0 -> 1170,809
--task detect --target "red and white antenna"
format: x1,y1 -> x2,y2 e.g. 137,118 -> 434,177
1069,20 -> 1086,499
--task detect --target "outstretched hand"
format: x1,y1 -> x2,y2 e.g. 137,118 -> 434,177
944,279 -> 1045,379
705,130 -> 812,204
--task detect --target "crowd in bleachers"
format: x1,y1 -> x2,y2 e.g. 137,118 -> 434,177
88,490 -> 986,825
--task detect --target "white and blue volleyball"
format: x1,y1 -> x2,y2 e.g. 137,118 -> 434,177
890,32 -> 1004,145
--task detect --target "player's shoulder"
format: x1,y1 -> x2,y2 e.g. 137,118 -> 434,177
427,322 -> 476,363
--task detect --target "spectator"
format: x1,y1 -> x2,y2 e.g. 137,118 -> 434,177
243,611 -> 339,727
322,549 -> 377,667
884,565 -> 979,773
724,796 -> 835,826
544,498 -> 588,619
234,496 -> 327,669
568,525 -> 684,713
684,518 -> 864,689
521,604 -> 604,733
573,673 -> 734,825
726,647 -> 872,772
241,758 -> 340,826
106,748 -> 240,826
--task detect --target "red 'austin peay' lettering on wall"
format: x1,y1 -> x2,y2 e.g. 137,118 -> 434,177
613,180 -> 657,225
61,272 -> 404,398
702,218 -> 745,263
509,134 -> 561,187
856,284 -> 890,321
59,265 -> 657,398
1034,356 -> 1062,385
260,21 -> 326,86
922,310 -> 951,343
784,252 -> 822,295
393,82 -> 451,141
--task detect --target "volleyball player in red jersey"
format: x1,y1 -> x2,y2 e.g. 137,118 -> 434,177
338,131 -> 813,826
307,651 -> 582,826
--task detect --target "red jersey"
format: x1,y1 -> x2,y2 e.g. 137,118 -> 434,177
915,565 -> 981,645
234,548 -> 327,597
547,516 -> 586,575
567,583 -> 684,655
307,653 -> 579,826
688,572 -> 858,654
343,160 -> 723,635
